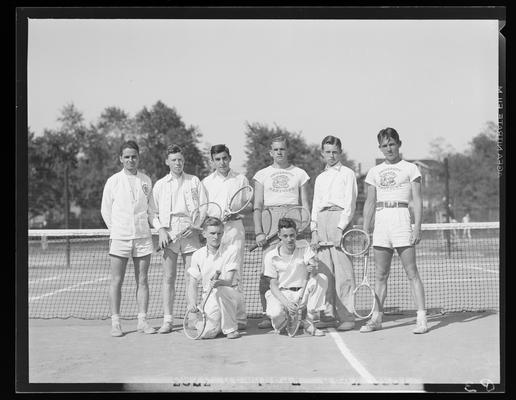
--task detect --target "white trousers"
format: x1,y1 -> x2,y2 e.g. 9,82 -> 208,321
201,286 -> 247,338
265,274 -> 328,330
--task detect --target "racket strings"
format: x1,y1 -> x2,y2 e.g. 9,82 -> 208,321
283,206 -> 311,232
342,230 -> 370,256
228,186 -> 253,214
353,284 -> 376,319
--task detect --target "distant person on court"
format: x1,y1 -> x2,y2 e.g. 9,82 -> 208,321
462,211 -> 472,239
151,144 -> 208,334
186,217 -> 246,339
201,144 -> 250,329
310,135 -> 358,331
362,127 -> 428,334
100,140 -> 157,337
252,135 -> 310,329
264,218 -> 328,336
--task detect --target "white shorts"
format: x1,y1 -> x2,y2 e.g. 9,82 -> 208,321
373,208 -> 413,248
163,215 -> 202,255
109,237 -> 154,258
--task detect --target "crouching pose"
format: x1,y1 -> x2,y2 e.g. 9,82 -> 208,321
264,218 -> 328,336
186,217 -> 246,339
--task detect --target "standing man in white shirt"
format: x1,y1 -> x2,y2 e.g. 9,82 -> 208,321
361,127 -> 427,334
311,135 -> 358,331
101,140 -> 157,337
201,144 -> 250,329
252,135 -> 310,329
186,217 -> 245,339
151,144 -> 208,334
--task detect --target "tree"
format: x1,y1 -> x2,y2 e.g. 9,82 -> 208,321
134,101 -> 209,181
243,122 -> 356,204
426,122 -> 500,221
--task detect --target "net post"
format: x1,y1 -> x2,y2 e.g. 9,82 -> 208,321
41,235 -> 48,250
66,237 -> 71,268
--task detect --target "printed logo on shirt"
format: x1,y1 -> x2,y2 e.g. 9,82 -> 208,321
270,172 -> 296,193
378,168 -> 403,191
191,187 -> 199,200
141,182 -> 150,196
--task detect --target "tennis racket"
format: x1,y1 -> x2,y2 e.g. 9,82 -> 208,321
183,270 -> 221,340
249,205 -> 311,252
159,202 -> 222,250
286,269 -> 311,337
221,185 -> 254,223
341,228 -> 376,319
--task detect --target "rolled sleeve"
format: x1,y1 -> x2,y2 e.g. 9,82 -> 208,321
337,171 -> 357,230
151,182 -> 163,230
263,252 -> 278,279
310,179 -> 320,232
187,252 -> 202,280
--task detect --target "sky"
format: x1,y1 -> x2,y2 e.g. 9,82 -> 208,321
27,19 -> 500,174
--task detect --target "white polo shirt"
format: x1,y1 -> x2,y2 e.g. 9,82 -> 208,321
188,244 -> 241,292
263,240 -> 315,289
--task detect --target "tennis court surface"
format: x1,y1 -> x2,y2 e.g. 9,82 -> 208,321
25,222 -> 503,392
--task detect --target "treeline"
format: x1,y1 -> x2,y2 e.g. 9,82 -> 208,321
28,101 -> 499,228
28,101 -> 354,228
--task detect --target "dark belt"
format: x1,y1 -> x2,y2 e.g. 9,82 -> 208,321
321,206 -> 343,212
376,201 -> 408,208
280,287 -> 303,291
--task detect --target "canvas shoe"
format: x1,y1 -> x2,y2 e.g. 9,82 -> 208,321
157,321 -> 174,334
359,319 -> 382,333
137,320 -> 157,334
412,319 -> 428,334
111,322 -> 123,337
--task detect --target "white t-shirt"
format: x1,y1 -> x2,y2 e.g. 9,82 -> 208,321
253,165 -> 309,206
365,160 -> 421,203
187,245 -> 240,292
263,240 -> 315,289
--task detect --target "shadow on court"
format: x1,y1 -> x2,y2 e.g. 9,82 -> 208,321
360,309 -> 498,333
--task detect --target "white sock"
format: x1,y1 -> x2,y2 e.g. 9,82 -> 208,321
111,314 -> 120,324
137,313 -> 146,322
416,310 -> 427,322
164,314 -> 173,323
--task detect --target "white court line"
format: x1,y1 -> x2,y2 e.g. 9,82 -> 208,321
29,277 -> 110,302
28,275 -> 64,285
328,328 -> 378,384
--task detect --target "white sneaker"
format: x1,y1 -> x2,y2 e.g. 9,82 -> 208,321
413,319 -> 428,334
158,321 -> 174,334
359,319 -> 382,333
137,320 -> 157,334
111,322 -> 123,337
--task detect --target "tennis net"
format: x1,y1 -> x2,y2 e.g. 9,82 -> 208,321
27,222 -> 500,319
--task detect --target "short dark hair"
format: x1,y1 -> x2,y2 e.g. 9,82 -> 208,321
270,135 -> 289,148
119,140 -> 139,156
167,144 -> 183,155
202,216 -> 223,230
278,217 -> 297,232
210,144 -> 231,159
377,127 -> 401,145
321,135 -> 342,151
